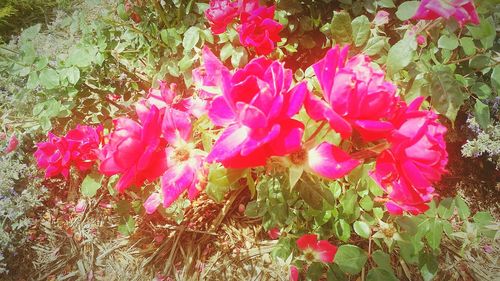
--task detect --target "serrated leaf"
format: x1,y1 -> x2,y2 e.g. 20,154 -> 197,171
460,37 -> 476,56
425,219 -> 443,250
331,11 -> 352,44
491,66 -> 500,94
419,253 -> 438,281
387,37 -> 416,77
297,177 -> 335,210
351,15 -> 370,47
183,26 -> 200,51
363,36 -> 387,56
334,245 -> 368,274
117,216 -> 136,236
429,68 -> 467,121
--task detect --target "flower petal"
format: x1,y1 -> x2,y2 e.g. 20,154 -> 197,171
307,142 -> 359,179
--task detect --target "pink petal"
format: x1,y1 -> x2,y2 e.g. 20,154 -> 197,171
290,266 -> 299,281
315,240 -> 337,263
162,107 -> 192,144
353,120 -> 394,141
284,81 -> 308,117
208,95 -> 236,126
308,142 -> 359,179
162,164 -> 195,208
296,234 -> 318,251
207,124 -> 249,163
144,192 -> 162,214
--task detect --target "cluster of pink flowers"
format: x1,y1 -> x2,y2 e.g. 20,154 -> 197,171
412,0 -> 479,26
205,0 -> 282,55
34,125 -> 102,179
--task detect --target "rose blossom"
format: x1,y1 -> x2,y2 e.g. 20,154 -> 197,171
371,97 -> 448,215
35,125 -> 101,179
207,53 -> 308,168
99,106 -> 167,192
4,134 -> 18,153
305,45 -> 399,141
412,0 -> 479,26
296,234 -> 337,263
237,2 -> 283,55
205,0 -> 239,34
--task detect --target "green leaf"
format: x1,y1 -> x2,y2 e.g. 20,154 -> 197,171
469,55 -> 491,70
39,68 -> 60,90
359,195 -> 373,211
331,10 -> 352,44
117,216 -> 136,236
437,198 -> 455,219
205,165 -> 245,202
491,66 -> 500,94
231,46 -> 248,68
334,245 -> 368,274
460,37 -> 476,56
371,250 -> 393,272
354,221 -> 371,238
297,178 -> 335,210
387,38 -> 416,77
179,55 -> 194,71
81,172 -> 103,197
61,67 -> 80,85
429,68 -> 467,121
161,28 -> 182,48
26,72 -> 39,90
468,16 -> 495,49
377,0 -> 395,8
20,24 -> 41,42
396,216 -> 418,235
473,211 -> 493,226
67,46 -> 94,68
182,26 -> 200,51
334,219 -> 351,242
438,34 -> 459,50
474,100 -> 490,129
471,82 -> 492,99
289,166 -> 303,189
363,36 -> 387,56
351,15 -> 370,47
341,189 -> 358,215
425,219 -> 443,250
396,1 -> 419,21
367,268 -> 398,281
455,196 -> 470,220
306,262 -> 323,280
419,253 -> 438,281
220,43 -> 233,61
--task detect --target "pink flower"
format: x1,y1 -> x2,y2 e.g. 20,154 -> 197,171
285,142 -> 359,180
4,134 -> 18,153
205,0 -> 239,34
417,35 -> 427,45
268,227 -> 280,239
412,0 -> 479,26
207,55 -> 308,168
374,10 -> 390,26
290,266 -> 299,281
160,108 -> 207,208
296,234 -> 337,263
371,97 -> 448,215
191,47 -> 230,116
99,106 -> 167,192
35,125 -> 101,179
305,45 -> 399,141
237,3 -> 282,55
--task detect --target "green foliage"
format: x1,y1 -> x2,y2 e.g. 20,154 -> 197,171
0,151 -> 46,274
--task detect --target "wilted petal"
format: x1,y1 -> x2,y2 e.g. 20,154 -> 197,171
144,192 -> 162,214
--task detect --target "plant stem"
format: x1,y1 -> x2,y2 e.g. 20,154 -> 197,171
306,121 -> 327,142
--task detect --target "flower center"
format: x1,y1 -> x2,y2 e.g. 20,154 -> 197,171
289,149 -> 307,166
304,250 -> 316,262
173,147 -> 190,162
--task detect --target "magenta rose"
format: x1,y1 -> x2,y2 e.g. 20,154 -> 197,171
207,54 -> 308,168
412,0 -> 479,26
99,106 -> 167,192
205,0 -> 239,34
306,45 -> 399,141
